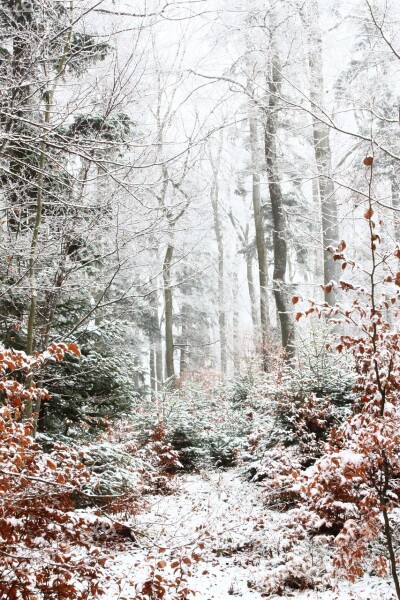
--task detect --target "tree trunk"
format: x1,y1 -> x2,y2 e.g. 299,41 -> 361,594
163,243 -> 176,385
248,94 -> 271,368
179,303 -> 189,377
179,343 -> 187,378
264,26 -> 295,361
312,177 -> 324,281
211,182 -> 228,376
25,25 -> 73,427
232,266 -> 240,374
246,252 -> 259,343
150,288 -> 163,391
155,335 -> 163,389
5,0 -> 35,233
391,173 -> 400,243
383,506 -> 400,600
150,346 -> 156,393
300,0 -> 340,304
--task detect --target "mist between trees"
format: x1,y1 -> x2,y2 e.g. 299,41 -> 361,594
2,0 -> 400,598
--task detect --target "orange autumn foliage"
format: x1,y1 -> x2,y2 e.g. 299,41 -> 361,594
0,343 -> 110,599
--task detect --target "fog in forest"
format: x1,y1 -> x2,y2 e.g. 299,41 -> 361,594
1,1 -> 400,598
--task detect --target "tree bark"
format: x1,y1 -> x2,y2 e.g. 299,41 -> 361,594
179,303 -> 189,377
264,25 -> 295,361
163,243 -> 176,385
232,266 -> 240,374
210,166 -> 228,376
149,288 -> 163,391
150,346 -> 156,394
246,251 -> 259,336
312,177 -> 324,281
155,334 -> 164,389
248,97 -> 271,367
228,211 -> 260,350
300,0 -> 340,304
383,505 -> 400,600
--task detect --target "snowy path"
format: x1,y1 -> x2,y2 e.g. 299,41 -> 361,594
106,470 -> 395,599
134,470 -> 266,599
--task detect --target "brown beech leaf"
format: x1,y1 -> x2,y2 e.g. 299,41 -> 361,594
364,207 -> 374,219
171,561 -> 180,568
292,296 -> 300,304
67,343 -> 80,356
363,156 -> 373,166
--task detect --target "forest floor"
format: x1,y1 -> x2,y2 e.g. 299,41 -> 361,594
106,470 -> 395,599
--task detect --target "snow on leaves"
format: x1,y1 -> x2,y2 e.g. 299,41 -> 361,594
298,221 -> 400,589
0,343 -> 113,599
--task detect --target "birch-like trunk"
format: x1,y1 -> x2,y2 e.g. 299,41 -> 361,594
150,288 -> 163,391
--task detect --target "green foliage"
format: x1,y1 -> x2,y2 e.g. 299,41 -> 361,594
66,113 -> 133,142
132,376 -> 251,471
41,317 -> 143,439
269,324 -> 354,448
244,324 -> 355,490
80,441 -> 145,498
65,33 -> 109,73
291,323 -> 355,406
223,373 -> 256,405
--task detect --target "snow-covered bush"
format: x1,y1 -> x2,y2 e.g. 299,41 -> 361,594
251,444 -> 303,510
131,372 -> 251,471
245,324 -> 354,510
79,441 -> 146,500
41,318 -> 143,439
269,324 -> 354,447
82,420 -> 182,500
295,203 -> 400,596
0,343 -> 112,598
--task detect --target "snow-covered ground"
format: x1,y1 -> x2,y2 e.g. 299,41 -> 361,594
105,470 -> 395,599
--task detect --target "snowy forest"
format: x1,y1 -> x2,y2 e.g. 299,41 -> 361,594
2,0 -> 400,597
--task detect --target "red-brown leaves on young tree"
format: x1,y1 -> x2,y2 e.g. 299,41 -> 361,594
0,344 -> 112,599
298,224 -> 400,594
